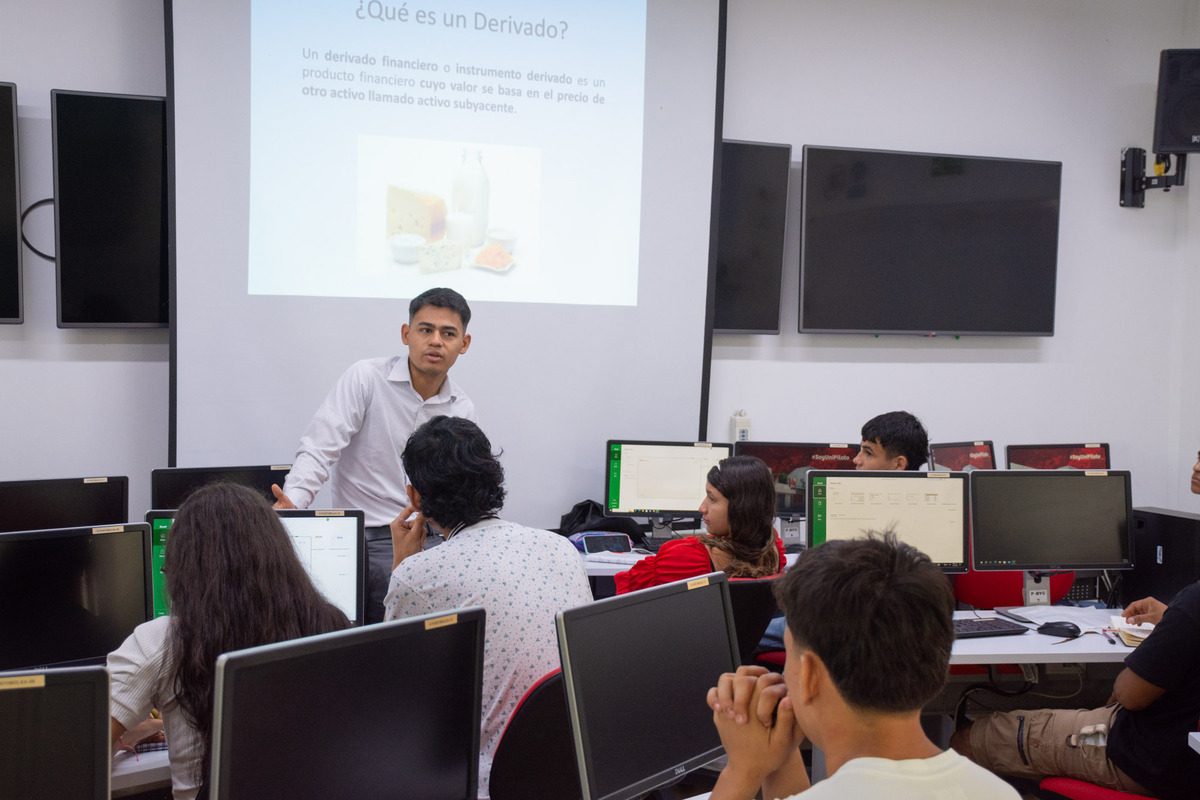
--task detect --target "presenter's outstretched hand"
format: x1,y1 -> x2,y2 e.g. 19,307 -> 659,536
1123,596 -> 1167,626
390,505 -> 426,570
270,484 -> 295,509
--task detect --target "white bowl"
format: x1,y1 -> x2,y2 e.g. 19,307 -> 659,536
389,233 -> 425,263
485,228 -> 517,254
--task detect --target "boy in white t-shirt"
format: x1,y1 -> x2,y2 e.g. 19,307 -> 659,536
706,533 -> 1019,799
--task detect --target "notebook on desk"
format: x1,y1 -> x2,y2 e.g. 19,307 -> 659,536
583,552 -> 648,567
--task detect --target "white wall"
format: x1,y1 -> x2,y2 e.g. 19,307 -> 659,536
710,0 -> 1200,512
0,0 -> 168,517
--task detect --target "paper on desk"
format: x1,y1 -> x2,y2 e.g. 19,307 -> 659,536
1109,616 -> 1155,635
998,605 -> 1111,629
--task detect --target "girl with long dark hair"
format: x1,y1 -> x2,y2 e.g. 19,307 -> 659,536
108,483 -> 349,799
614,455 -> 784,594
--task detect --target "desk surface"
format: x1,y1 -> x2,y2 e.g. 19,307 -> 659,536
951,608 -> 1129,665
582,549 -> 800,577
111,748 -> 171,797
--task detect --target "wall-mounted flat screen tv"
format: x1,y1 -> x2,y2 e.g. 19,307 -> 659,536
713,140 -> 791,334
798,146 -> 1061,336
52,90 -> 167,328
1,82 -> 19,324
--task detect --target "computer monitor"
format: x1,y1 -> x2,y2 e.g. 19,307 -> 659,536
557,572 -> 738,800
1,82 -> 20,325
1123,507 -> 1200,606
150,464 -> 291,509
732,441 -> 856,517
604,441 -> 732,534
928,441 -> 996,472
1005,443 -> 1110,470
806,471 -> 969,573
211,608 -> 485,799
0,524 -> 151,670
0,666 -> 109,800
144,509 -> 365,625
970,470 -> 1133,572
0,476 -> 129,533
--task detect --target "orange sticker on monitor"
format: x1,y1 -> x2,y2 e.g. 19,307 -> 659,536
425,614 -> 458,630
687,577 -> 710,590
0,675 -> 45,691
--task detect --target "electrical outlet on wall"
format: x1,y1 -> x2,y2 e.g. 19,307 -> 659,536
731,410 -> 751,442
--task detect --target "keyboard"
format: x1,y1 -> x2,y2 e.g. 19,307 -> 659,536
134,740 -> 169,753
953,617 -> 1030,639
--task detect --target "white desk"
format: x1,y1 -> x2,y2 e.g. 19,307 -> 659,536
111,748 -> 171,797
582,550 -> 800,578
951,608 -> 1129,665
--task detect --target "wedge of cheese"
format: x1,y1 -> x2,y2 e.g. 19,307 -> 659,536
386,187 -> 446,241
418,239 -> 463,274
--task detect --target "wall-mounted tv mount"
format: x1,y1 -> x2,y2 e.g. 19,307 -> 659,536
1120,147 -> 1186,208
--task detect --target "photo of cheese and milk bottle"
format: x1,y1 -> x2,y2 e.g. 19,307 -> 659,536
385,146 -> 520,274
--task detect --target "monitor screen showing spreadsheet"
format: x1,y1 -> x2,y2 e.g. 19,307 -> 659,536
970,470 -> 1132,571
212,609 -> 484,800
0,477 -> 128,533
733,441 -> 856,517
928,441 -> 996,472
1005,443 -> 1109,470
0,524 -> 151,670
806,471 -> 968,572
0,666 -> 108,800
143,509 -> 364,625
557,573 -> 737,800
604,441 -> 731,517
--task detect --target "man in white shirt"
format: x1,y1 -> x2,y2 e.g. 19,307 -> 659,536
273,287 -> 475,623
706,533 -> 1019,799
383,416 -> 593,799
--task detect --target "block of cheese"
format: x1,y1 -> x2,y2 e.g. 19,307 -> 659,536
386,187 -> 446,241
418,239 -> 463,274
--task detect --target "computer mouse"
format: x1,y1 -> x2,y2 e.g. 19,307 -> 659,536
1036,621 -> 1082,639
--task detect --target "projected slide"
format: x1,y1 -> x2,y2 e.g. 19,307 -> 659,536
248,0 -> 646,305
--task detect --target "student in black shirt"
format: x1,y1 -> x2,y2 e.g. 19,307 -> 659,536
953,452 -> 1200,800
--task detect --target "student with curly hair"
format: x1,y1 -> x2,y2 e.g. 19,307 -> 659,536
383,416 -> 592,799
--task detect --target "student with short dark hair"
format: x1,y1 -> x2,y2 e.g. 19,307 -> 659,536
274,287 -> 476,623
854,410 -> 929,470
108,483 -> 350,800
382,416 -> 592,799
614,455 -> 785,594
706,534 -> 1018,799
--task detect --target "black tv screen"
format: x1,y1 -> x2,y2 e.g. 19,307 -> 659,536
1,82 -> 19,324
799,146 -> 1061,336
52,90 -> 167,328
713,140 -> 790,334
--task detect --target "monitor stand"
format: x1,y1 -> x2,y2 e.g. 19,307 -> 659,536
778,517 -> 805,551
1023,571 -> 1052,606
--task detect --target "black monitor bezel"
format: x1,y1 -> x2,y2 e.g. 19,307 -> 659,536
0,476 -> 130,534
0,81 -> 20,325
556,572 -> 738,800
732,440 -> 857,519
805,470 -> 969,573
0,665 -> 109,799
1005,442 -> 1110,470
969,469 -> 1134,572
927,440 -> 996,471
603,440 -> 732,519
0,523 -> 153,669
210,608 -> 485,799
150,463 -> 291,509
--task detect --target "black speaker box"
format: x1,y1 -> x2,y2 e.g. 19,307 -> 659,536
1153,49 -> 1200,153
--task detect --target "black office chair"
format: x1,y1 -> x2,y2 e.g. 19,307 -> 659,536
728,577 -> 780,665
489,670 -> 582,800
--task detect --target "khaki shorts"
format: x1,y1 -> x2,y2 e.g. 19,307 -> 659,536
970,706 -> 1150,794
